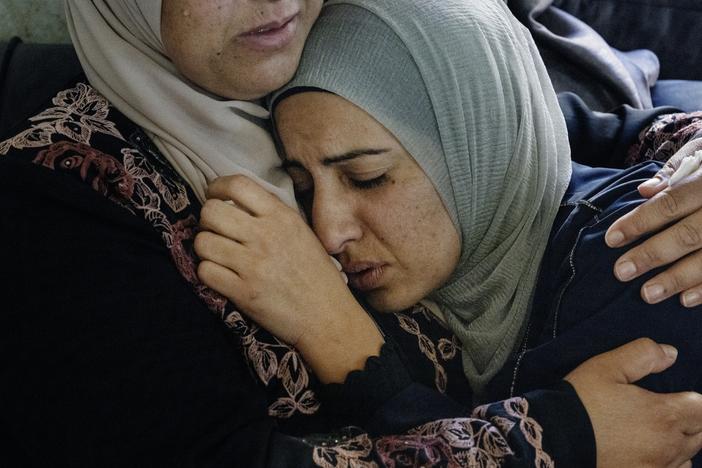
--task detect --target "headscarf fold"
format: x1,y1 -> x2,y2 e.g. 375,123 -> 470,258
64,0 -> 295,206
272,0 -> 571,395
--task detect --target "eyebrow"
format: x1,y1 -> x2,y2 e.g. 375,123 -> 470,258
283,148 -> 391,169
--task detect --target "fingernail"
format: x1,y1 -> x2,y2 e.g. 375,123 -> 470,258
638,176 -> 664,191
615,260 -> 637,281
606,229 -> 625,247
643,283 -> 665,303
682,291 -> 700,308
661,344 -> 678,361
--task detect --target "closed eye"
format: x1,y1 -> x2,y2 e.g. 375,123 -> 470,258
351,174 -> 389,190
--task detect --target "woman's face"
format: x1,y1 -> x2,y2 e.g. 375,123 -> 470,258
275,92 -> 461,312
161,0 -> 323,100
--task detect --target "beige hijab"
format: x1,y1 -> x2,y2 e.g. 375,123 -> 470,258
64,0 -> 296,206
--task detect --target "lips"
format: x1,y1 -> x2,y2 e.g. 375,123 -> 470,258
343,262 -> 387,292
239,13 -> 299,51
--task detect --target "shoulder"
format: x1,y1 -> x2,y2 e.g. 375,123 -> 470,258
0,79 -> 196,218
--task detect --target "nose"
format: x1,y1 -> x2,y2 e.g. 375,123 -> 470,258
311,187 -> 363,255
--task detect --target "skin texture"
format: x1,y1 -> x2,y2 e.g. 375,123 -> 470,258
195,174 -> 385,384
606,139 -> 702,308
161,0 -> 323,100
274,92 -> 461,313
565,338 -> 702,468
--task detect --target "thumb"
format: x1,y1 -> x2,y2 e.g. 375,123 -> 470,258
598,338 -> 678,384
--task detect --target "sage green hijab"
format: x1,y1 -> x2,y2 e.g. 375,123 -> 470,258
273,0 -> 571,394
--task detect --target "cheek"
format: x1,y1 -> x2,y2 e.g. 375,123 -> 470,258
389,184 -> 460,285
163,17 -> 225,75
303,0 -> 324,22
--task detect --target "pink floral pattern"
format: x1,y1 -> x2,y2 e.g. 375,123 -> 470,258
313,434 -> 378,468
2,82 -> 558,466
0,83 -> 123,155
474,398 -> 554,468
0,83 -> 321,419
309,396 -> 550,467
1,83 -> 468,422
626,111 -> 702,166
395,304 -> 461,393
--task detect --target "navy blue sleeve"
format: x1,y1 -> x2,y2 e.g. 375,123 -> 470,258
558,91 -> 679,168
317,341 -> 595,467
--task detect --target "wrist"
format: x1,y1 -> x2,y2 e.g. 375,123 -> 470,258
297,304 -> 384,384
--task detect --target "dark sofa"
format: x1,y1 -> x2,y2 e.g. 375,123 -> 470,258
553,0 -> 702,111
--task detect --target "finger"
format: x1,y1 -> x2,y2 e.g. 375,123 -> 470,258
683,431 -> 702,461
605,176 -> 702,248
676,434 -> 702,468
207,174 -> 283,217
636,250 -> 702,304
681,283 -> 702,308
199,199 -> 253,242
675,391 -> 702,435
197,259 -> 242,302
597,338 -> 678,384
638,163 -> 676,198
194,231 -> 248,272
612,209 -> 702,282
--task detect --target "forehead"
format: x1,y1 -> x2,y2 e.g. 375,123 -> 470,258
274,92 -> 397,159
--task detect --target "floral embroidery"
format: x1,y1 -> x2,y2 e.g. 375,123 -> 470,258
311,417 -> 516,468
312,434 -> 378,468
1,83 -> 123,155
122,148 -> 189,214
3,82 -> 556,466
474,398 -> 554,468
34,141 -> 133,204
627,111 -> 702,166
394,304 -> 461,393
438,336 -> 460,361
1,82 -> 321,419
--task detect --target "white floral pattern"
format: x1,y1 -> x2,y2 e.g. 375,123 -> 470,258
1,83 -> 123,156
475,398 -> 555,468
311,397 -> 552,468
395,304 -> 461,393
312,434 -> 378,468
3,82 -> 558,467
0,83 -> 322,419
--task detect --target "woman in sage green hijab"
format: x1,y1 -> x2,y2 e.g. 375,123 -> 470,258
196,0 -> 702,465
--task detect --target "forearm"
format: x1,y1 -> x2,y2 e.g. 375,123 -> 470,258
315,340 -> 595,467
296,305 -> 385,384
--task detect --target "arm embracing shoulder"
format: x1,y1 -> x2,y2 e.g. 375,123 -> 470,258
0,159 -> 594,467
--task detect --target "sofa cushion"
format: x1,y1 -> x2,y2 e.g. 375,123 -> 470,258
652,80 -> 702,113
554,0 -> 702,80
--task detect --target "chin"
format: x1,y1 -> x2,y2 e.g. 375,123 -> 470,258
244,57 -> 301,99
366,289 -> 419,313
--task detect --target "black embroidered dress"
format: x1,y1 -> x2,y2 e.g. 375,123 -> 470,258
0,80 -> 595,467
